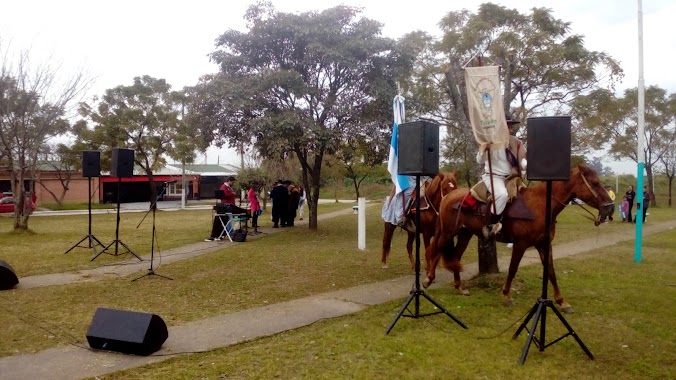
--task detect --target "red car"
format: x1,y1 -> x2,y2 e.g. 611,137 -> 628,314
0,196 -> 36,214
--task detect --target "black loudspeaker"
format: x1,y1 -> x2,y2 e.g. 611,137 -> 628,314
82,150 -> 101,178
526,116 -> 572,181
110,148 -> 135,178
0,260 -> 19,290
86,308 -> 168,356
397,120 -> 440,176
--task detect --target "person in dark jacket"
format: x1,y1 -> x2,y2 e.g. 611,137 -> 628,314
270,180 -> 289,228
286,183 -> 301,227
625,185 -> 636,223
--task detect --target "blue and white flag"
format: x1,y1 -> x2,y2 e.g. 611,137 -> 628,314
387,95 -> 411,195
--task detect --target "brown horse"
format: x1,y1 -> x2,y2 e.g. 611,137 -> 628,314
423,165 -> 613,312
381,171 -> 457,269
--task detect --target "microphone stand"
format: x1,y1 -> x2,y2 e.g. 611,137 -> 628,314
133,182 -> 173,281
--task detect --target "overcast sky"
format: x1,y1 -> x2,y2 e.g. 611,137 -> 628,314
2,0 -> 674,174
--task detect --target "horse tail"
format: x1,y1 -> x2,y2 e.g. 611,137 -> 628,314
381,222 -> 396,265
440,237 -> 463,274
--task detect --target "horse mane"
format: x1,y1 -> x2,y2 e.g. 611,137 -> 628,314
427,171 -> 456,196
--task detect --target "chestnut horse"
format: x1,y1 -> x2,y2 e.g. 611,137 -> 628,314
381,171 -> 457,269
424,165 -> 613,312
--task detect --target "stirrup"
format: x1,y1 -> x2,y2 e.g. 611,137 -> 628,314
482,223 -> 502,239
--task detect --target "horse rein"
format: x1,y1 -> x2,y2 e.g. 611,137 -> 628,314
555,171 -> 608,226
425,177 -> 455,216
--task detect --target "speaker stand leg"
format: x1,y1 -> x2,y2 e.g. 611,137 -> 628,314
385,175 -> 467,334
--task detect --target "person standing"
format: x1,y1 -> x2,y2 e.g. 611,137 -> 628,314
601,185 -> 616,222
270,180 -> 289,228
298,185 -> 306,221
248,182 -> 261,229
287,184 -> 301,227
620,196 -> 629,222
625,185 -> 636,223
642,185 -> 650,223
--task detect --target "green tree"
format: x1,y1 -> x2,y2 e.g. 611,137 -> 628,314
187,3 -> 417,229
337,122 -> 390,199
657,137 -> 675,207
0,47 -> 89,230
75,76 -> 201,205
410,3 -> 622,274
572,86 -> 676,205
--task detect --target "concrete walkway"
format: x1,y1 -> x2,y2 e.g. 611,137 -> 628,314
1,217 -> 674,380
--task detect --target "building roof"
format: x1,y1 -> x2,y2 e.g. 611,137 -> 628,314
169,164 -> 239,176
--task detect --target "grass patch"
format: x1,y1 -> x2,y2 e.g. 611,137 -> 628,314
95,229 -> 676,380
0,202 -> 673,371
0,202 -> 354,276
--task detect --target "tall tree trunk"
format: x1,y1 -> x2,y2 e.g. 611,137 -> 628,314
477,237 -> 500,274
646,165 -> 656,207
668,177 -> 673,207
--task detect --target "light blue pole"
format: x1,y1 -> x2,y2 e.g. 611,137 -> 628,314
635,0 -> 645,263
635,164 -> 644,263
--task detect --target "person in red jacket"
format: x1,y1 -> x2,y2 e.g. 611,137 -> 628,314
219,176 -> 237,205
206,176 -> 247,241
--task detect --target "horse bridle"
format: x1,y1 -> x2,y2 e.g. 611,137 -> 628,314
425,177 -> 455,216
557,171 -> 611,226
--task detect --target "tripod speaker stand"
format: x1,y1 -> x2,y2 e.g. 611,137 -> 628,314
512,181 -> 594,363
64,176 -> 106,256
513,116 -> 594,364
385,175 -> 467,334
94,177 -> 142,262
133,183 -> 172,281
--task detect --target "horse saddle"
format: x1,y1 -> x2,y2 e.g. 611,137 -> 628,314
454,177 -> 535,220
407,178 -> 432,214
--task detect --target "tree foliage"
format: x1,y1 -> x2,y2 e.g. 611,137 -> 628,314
0,46 -> 89,230
407,3 -> 622,274
75,76 -> 204,203
187,3 -> 418,229
572,85 -> 676,202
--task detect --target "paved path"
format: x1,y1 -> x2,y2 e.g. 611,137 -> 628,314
1,216 -> 674,380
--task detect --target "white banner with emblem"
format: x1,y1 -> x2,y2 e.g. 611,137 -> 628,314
464,66 -> 509,148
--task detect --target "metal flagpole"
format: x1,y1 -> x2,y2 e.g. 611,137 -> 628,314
635,0 -> 645,263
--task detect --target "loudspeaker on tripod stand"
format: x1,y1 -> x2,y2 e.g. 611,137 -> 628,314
526,116 -> 571,181
82,150 -> 101,178
397,120 -> 440,176
111,148 -> 135,178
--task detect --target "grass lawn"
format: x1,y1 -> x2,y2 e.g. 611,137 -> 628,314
0,202 -> 352,277
0,201 -> 673,377
97,229 -> 676,380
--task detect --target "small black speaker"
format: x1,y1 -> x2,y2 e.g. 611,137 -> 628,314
397,120 -> 439,176
82,151 -> 101,178
0,260 -> 19,290
526,116 -> 572,181
86,308 -> 168,356
110,148 -> 135,178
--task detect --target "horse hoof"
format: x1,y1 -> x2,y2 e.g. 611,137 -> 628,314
422,278 -> 431,288
503,299 -> 515,307
381,264 -> 388,270
561,305 -> 574,314
460,289 -> 470,296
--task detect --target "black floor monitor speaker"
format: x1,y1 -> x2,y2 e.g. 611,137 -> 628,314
111,148 -> 135,178
86,308 -> 168,356
397,120 -> 440,176
526,116 -> 571,181
82,150 -> 101,178
0,260 -> 19,290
